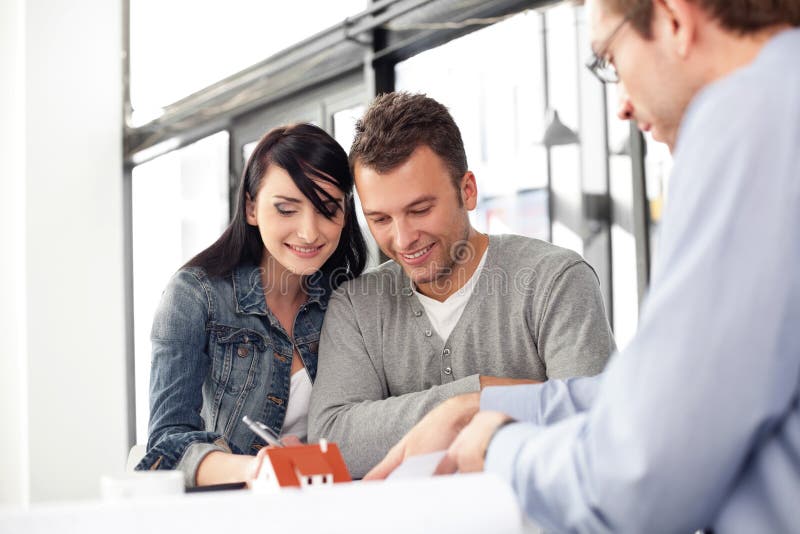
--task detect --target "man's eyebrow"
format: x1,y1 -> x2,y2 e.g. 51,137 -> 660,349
406,196 -> 436,208
362,207 -> 384,217
362,195 -> 436,217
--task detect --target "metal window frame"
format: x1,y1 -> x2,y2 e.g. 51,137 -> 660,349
123,0 -> 545,165
629,125 -> 651,302
122,0 -> 136,450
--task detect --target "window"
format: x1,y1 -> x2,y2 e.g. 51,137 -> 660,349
332,105 -> 381,269
131,131 -> 230,443
129,0 -> 368,124
546,4 -> 584,255
395,11 -> 549,241
644,134 -> 672,267
606,87 -> 639,350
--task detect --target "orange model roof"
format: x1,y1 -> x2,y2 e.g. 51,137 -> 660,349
265,441 -> 352,488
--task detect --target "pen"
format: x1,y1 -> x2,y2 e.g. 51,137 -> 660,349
242,415 -> 285,448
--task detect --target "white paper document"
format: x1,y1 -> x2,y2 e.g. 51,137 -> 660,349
387,450 -> 447,480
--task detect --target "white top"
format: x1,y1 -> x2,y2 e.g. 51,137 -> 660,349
280,367 -> 312,441
414,250 -> 487,341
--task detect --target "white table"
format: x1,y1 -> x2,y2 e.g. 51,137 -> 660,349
0,473 -> 533,534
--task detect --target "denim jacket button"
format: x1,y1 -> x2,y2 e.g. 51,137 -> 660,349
237,346 -> 249,358
443,367 -> 452,375
424,329 -> 432,337
414,310 -> 422,317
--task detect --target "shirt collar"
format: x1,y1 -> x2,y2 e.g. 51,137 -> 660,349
232,263 -> 329,316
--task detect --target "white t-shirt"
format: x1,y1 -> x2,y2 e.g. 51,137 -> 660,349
413,250 -> 487,341
280,367 -> 312,441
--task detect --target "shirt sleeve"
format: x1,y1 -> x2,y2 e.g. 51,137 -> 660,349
480,374 -> 601,424
485,87 -> 800,532
534,260 -> 616,379
308,287 -> 480,479
139,270 -> 232,487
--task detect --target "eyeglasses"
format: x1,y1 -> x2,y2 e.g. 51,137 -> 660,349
585,16 -> 630,84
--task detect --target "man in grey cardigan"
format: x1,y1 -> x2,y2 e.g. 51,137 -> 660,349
308,92 -> 614,478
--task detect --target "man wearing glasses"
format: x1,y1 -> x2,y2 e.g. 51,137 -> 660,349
367,0 -> 800,531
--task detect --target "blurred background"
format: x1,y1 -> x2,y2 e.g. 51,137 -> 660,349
0,0 -> 671,504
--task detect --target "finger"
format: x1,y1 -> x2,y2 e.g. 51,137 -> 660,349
363,443 -> 405,480
434,451 -> 458,475
282,435 -> 303,447
250,448 -> 269,479
457,449 -> 485,473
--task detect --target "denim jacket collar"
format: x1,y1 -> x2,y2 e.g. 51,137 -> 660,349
232,264 -> 329,316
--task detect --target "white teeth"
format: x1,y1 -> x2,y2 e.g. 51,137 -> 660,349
291,245 -> 319,253
403,245 -> 432,259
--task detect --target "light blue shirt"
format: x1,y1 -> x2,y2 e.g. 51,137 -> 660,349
483,28 -> 800,533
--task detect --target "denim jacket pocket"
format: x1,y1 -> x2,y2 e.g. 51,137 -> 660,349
209,325 -> 270,395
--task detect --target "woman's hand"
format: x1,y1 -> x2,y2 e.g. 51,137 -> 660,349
246,435 -> 303,486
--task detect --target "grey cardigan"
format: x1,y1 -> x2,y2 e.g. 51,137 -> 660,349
308,234 -> 615,477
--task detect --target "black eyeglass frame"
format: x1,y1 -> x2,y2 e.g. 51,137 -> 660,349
585,15 -> 631,84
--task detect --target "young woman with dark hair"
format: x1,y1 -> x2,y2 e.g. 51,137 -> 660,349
135,123 -> 367,487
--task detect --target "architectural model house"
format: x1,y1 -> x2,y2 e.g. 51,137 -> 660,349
254,439 -> 352,490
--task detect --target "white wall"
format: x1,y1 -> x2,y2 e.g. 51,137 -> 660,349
0,0 -> 128,503
0,0 -> 29,507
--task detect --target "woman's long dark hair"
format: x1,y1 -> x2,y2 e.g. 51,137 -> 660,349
184,123 -> 367,288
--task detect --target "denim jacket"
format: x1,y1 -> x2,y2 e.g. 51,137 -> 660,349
135,264 -> 329,486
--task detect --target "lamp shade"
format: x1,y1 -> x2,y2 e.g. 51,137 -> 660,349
613,134 -> 631,156
612,131 -> 648,157
542,109 -> 580,147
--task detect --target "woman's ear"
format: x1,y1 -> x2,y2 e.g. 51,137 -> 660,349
245,192 -> 258,226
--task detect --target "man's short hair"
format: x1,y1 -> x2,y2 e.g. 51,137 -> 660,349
603,0 -> 800,39
349,92 -> 468,190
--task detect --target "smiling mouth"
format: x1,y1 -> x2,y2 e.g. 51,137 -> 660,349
286,244 -> 324,257
401,243 -> 434,261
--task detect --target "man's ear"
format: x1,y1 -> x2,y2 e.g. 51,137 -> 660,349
245,192 -> 257,225
460,171 -> 478,210
658,0 -> 697,59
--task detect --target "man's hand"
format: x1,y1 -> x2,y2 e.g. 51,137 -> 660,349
363,393 -> 480,480
436,411 -> 513,475
479,376 -> 540,389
